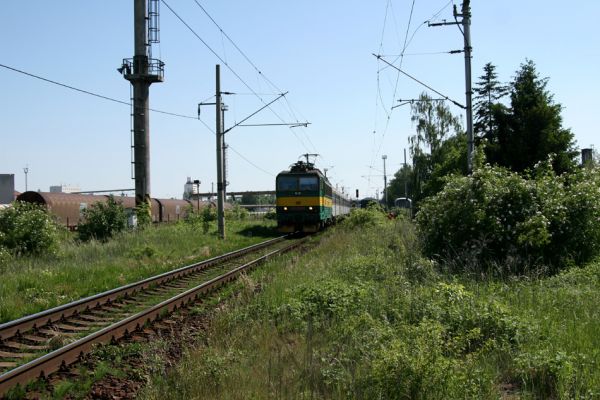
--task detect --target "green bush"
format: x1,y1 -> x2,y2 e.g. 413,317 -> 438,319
264,210 -> 277,220
515,349 -> 577,398
362,323 -> 466,399
342,204 -> 387,228
135,201 -> 152,227
183,205 -> 203,226
201,205 -> 217,222
225,204 -> 248,221
416,162 -> 600,274
0,201 -> 60,256
77,196 -> 127,242
409,282 -> 522,355
185,205 -> 217,234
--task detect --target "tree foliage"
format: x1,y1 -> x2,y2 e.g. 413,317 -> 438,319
240,193 -> 274,205
388,61 -> 579,212
78,196 -> 127,242
483,60 -> 577,174
135,200 -> 152,227
386,165 -> 412,207
473,62 -> 509,140
407,93 -> 465,207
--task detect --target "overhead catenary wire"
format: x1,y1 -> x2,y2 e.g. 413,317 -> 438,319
375,54 -> 465,109
161,0 -> 313,154
191,0 -> 282,95
190,0 -> 318,154
370,0 -> 417,187
378,50 -> 462,57
369,0 -> 456,195
196,115 -> 274,177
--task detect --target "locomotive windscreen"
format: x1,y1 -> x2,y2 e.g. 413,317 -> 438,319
277,176 -> 298,191
299,176 -> 318,191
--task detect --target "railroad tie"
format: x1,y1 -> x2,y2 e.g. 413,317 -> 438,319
0,350 -> 35,359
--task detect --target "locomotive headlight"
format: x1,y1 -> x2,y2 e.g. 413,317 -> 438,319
283,207 -> 288,211
308,206 -> 313,210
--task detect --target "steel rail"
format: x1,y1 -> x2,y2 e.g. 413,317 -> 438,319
0,235 -> 289,341
0,238 -> 305,395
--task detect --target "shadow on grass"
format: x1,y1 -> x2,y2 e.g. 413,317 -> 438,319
237,224 -> 279,238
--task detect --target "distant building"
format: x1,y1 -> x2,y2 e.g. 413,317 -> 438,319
0,174 -> 15,204
183,177 -> 200,200
49,184 -> 81,194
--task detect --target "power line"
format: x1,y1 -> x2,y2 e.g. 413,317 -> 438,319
0,63 -> 130,107
227,145 -> 274,177
379,50 -> 461,57
161,0 -> 313,153
371,0 -> 417,182
375,54 -> 465,109
197,115 -> 274,177
0,62 -> 199,119
191,0 -> 282,95
191,0 -> 318,154
369,0 -> 459,187
1,62 -> 274,178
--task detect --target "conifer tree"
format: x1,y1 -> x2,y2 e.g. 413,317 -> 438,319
492,60 -> 577,174
473,62 -> 508,139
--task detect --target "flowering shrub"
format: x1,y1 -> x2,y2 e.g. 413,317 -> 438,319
0,202 -> 60,256
416,162 -> 600,273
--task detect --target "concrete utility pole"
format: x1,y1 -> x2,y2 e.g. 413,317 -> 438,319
459,0 -> 474,173
119,0 -> 164,211
382,155 -> 388,207
221,103 -> 229,204
429,0 -> 473,173
215,65 -> 226,239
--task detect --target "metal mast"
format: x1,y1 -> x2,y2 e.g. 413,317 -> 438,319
119,0 -> 164,211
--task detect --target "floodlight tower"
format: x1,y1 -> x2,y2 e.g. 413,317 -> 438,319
118,0 -> 164,211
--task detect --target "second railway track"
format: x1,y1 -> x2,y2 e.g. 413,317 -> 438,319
0,233 -> 307,395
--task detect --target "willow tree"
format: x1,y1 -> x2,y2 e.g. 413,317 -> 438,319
408,93 -> 464,206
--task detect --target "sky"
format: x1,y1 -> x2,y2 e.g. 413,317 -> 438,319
1,1 -> 598,200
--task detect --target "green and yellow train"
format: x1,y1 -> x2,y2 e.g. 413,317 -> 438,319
276,160 -> 352,233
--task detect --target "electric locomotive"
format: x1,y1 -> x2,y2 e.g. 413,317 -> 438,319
276,158 -> 351,232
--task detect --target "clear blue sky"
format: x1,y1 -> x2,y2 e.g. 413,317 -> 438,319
1,1 -> 598,199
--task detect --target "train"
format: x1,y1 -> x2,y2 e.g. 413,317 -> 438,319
15,191 -> 216,229
393,197 -> 413,218
276,159 -> 352,233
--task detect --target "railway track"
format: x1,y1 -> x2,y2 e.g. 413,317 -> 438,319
0,234 -> 306,395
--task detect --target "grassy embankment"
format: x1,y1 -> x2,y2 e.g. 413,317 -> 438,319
139,213 -> 600,399
0,219 -> 277,323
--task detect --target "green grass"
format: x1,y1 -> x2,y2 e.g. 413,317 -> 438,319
0,219 -> 277,323
466,265 -> 600,398
137,216 -> 600,399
